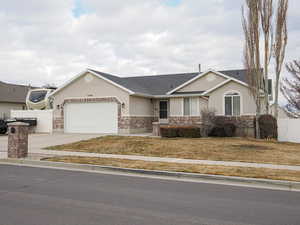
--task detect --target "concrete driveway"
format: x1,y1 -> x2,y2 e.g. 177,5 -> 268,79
0,133 -> 101,158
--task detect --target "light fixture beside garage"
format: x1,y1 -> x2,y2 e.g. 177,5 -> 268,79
121,102 -> 125,108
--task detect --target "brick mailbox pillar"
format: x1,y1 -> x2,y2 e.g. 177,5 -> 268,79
7,122 -> 29,158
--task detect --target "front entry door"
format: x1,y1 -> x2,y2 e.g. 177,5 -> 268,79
159,100 -> 168,123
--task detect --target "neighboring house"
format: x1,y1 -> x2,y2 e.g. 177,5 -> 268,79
51,68 -> 263,135
0,81 -> 30,119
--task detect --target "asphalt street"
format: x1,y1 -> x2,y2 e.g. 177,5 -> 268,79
0,164 -> 299,225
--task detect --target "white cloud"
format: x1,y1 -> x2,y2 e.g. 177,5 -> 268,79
0,0 -> 299,88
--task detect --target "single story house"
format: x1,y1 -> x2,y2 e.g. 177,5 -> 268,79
0,81 -> 30,119
51,68 -> 268,136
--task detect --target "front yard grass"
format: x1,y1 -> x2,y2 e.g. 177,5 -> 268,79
42,156 -> 300,182
45,136 -> 300,166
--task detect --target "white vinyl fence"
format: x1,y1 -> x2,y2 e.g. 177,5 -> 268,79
11,110 -> 53,133
278,119 -> 300,143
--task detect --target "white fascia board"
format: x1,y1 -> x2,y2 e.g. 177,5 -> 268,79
201,77 -> 250,96
49,70 -> 89,97
133,93 -> 209,99
50,69 -> 135,97
166,69 -> 212,95
209,69 -> 249,87
87,70 -> 135,94
131,93 -> 154,98
154,94 -> 205,98
166,69 -> 249,95
201,79 -> 232,96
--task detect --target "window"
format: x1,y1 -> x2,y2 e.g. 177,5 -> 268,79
268,79 -> 273,101
183,97 -> 199,116
224,92 -> 241,116
159,101 -> 168,119
268,79 -> 272,95
29,90 -> 47,103
184,98 -> 190,116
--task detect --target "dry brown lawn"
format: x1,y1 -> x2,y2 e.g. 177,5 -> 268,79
45,136 -> 300,165
43,156 -> 300,182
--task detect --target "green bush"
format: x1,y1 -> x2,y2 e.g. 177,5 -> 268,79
160,126 -> 200,138
258,114 -> 277,139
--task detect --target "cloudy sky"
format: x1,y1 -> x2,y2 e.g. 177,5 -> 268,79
1,0 -> 299,87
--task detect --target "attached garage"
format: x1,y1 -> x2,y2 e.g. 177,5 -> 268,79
64,102 -> 118,134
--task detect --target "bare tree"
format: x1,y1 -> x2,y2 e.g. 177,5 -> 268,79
273,0 -> 288,118
260,0 -> 274,114
242,0 -> 263,138
200,108 -> 217,137
280,60 -> 300,117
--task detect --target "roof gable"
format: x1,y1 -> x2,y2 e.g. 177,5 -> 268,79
167,70 -> 249,94
0,81 -> 30,103
202,79 -> 248,96
51,70 -> 135,97
51,68 -> 249,97
175,71 -> 227,93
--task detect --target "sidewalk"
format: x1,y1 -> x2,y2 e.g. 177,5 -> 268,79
29,149 -> 300,171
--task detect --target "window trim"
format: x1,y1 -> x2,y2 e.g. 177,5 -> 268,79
223,90 -> 242,116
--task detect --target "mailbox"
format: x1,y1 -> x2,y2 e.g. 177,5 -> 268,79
7,122 -> 29,158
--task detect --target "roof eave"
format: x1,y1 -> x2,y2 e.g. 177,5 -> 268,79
0,100 -> 25,104
166,69 -> 249,95
131,92 -> 208,99
88,70 -> 135,94
50,69 -> 136,97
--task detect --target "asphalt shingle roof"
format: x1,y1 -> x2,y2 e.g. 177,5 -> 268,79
89,69 -> 248,96
0,81 -> 31,103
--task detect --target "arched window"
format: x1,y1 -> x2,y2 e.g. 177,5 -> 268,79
224,91 -> 241,116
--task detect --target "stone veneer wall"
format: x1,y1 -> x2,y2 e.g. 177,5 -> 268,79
168,116 -> 201,126
119,116 -> 154,133
214,115 -> 255,137
53,117 -> 64,131
7,122 -> 29,158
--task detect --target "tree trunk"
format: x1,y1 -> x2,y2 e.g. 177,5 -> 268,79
264,47 -> 270,114
256,115 -> 260,139
255,99 -> 261,139
274,74 -> 279,118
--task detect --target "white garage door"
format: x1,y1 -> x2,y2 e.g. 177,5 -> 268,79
64,102 -> 118,134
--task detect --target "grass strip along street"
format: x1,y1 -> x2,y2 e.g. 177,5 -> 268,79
45,136 -> 300,166
42,156 -> 300,182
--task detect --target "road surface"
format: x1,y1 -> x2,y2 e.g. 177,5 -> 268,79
0,164 -> 299,225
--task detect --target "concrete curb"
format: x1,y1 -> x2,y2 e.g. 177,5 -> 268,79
1,158 -> 300,192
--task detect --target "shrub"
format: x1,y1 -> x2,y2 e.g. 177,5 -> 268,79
160,126 -> 178,138
223,123 -> 236,137
200,108 -> 217,137
160,126 -> 201,138
209,126 -> 226,137
177,127 -> 201,138
258,114 -> 277,139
